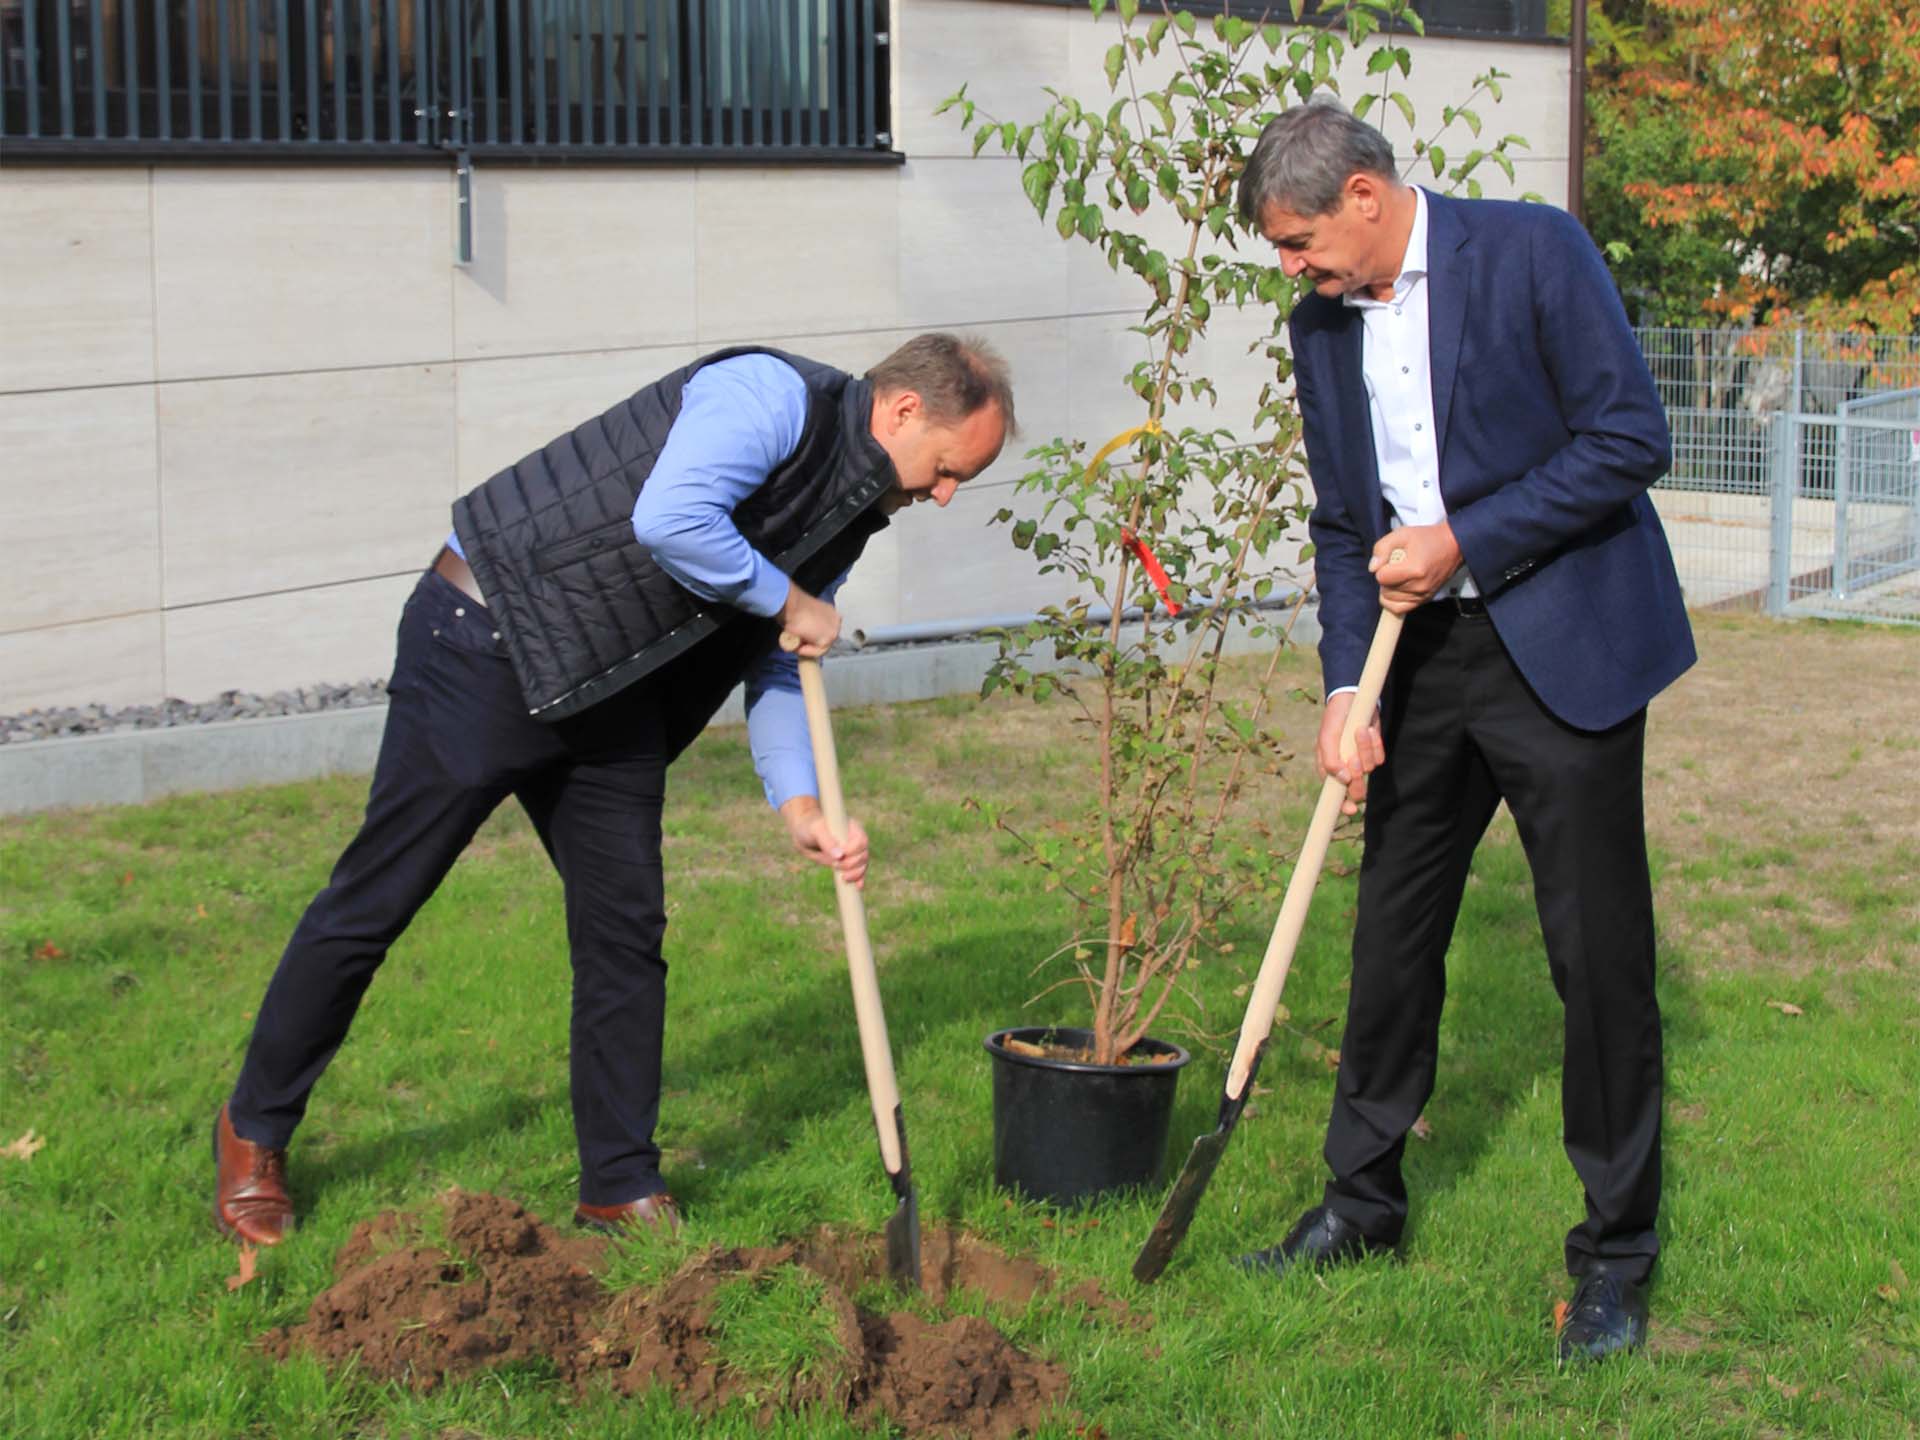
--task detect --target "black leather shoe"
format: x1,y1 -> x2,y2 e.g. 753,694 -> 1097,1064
1237,1204 -> 1393,1278
1557,1267 -> 1649,1365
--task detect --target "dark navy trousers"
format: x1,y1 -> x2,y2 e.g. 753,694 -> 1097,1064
228,567 -> 674,1205
1322,603 -> 1664,1284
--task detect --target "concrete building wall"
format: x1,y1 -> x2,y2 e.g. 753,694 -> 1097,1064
0,0 -> 1570,712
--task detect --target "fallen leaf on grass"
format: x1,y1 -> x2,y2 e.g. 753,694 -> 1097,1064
1551,1300 -> 1569,1334
1765,1000 -> 1804,1017
226,1246 -> 259,1292
2,1130 -> 46,1162
1875,1284 -> 1901,1303
1765,1374 -> 1802,1399
1410,1115 -> 1434,1142
1891,1260 -> 1909,1291
34,942 -> 63,960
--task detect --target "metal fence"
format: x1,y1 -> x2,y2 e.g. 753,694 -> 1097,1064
1639,328 -> 1920,626
0,0 -> 894,159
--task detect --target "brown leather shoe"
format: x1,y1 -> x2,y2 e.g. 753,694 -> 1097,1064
212,1103 -> 295,1246
574,1194 -> 682,1236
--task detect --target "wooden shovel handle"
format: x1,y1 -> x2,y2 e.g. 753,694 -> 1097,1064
794,655 -> 907,1174
1224,603 -> 1406,1099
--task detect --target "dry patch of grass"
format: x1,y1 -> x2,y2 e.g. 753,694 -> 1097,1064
1647,614 -> 1920,975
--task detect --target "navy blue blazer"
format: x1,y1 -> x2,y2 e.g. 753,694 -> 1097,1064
1292,191 -> 1696,732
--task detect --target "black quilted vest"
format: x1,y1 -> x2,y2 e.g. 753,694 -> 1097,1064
452,347 -> 894,722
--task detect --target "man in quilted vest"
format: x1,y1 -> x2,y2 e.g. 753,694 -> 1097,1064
213,334 -> 1012,1246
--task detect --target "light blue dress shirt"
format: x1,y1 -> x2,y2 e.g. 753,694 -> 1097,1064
450,354 -> 842,809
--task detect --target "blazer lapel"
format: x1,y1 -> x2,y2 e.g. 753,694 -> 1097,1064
1327,306 -> 1387,534
1426,190 -> 1470,465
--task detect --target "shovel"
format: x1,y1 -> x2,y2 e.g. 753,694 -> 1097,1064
1132,598 -> 1407,1283
789,645 -> 923,1290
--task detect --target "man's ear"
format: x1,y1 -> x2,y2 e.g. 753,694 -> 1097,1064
883,389 -> 923,434
1346,170 -> 1384,221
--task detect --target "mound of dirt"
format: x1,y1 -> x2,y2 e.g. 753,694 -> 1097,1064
265,1189 -> 1115,1438
260,1189 -> 605,1388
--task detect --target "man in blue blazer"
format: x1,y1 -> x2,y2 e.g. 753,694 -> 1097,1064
1233,100 -> 1695,1365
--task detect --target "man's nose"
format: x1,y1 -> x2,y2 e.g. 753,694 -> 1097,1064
1280,251 -> 1308,278
933,478 -> 958,507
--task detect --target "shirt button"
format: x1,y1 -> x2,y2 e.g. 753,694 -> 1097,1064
1401,365 -> 1409,374
1393,306 -> 1402,315
1423,480 -> 1432,488
454,606 -> 466,618
1414,422 -> 1423,431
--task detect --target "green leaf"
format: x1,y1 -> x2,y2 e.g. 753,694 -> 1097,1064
1206,202 -> 1230,238
1174,10 -> 1196,36
1352,92 -> 1377,121
1033,533 -> 1059,561
1389,91 -> 1415,129
1090,0 -> 1108,14
1022,160 -> 1055,217
1105,42 -> 1126,90
1366,49 -> 1394,75
1127,174 -> 1152,212
1459,106 -> 1482,137
1012,519 -> 1038,550
1147,16 -> 1170,50
1117,0 -> 1138,22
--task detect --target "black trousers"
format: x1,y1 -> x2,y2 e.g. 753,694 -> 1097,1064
1322,603 -> 1663,1283
228,567 -> 675,1205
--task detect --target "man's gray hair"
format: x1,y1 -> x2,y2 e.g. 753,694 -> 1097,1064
867,333 -> 1018,436
1237,98 -> 1399,225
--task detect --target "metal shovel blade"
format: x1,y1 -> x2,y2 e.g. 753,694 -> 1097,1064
881,1104 -> 923,1290
1131,1043 -> 1266,1284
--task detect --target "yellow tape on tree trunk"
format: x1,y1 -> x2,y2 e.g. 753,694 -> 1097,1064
1087,419 -> 1164,475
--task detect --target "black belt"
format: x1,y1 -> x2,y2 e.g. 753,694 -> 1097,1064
1413,592 -> 1486,618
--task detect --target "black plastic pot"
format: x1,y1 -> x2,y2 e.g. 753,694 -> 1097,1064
983,1025 -> 1192,1207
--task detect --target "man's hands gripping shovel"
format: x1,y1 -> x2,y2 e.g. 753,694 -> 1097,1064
782,632 -> 922,1291
1131,561 -> 1407,1284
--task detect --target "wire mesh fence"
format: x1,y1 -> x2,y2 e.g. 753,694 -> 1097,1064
1639,328 -> 1920,626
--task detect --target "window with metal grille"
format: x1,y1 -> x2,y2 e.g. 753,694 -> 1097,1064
0,1 -> 896,160
1011,0 -> 1561,42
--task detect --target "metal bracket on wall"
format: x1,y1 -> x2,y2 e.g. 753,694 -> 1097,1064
454,152 -> 475,267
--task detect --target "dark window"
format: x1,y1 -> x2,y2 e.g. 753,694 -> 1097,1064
0,1 -> 897,160
1011,0 -> 1561,43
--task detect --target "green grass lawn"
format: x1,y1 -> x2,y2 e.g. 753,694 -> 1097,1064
3,615 -> 1916,1438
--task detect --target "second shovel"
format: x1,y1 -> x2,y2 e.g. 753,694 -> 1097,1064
1132,599 -> 1406,1283
793,651 -> 922,1290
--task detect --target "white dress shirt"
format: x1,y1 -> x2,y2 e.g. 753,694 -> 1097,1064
1343,185 -> 1477,601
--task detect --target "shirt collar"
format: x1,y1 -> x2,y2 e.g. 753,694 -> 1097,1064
1345,186 -> 1429,308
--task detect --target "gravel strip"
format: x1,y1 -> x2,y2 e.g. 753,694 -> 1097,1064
2,680 -> 390,745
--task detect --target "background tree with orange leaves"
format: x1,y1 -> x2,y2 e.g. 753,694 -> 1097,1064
1584,0 -> 1919,333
